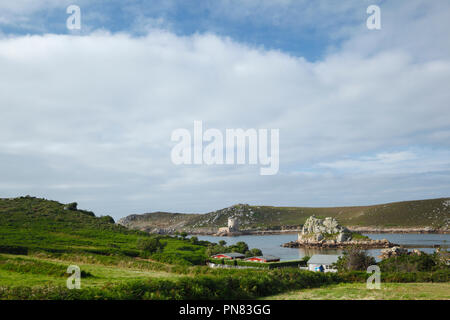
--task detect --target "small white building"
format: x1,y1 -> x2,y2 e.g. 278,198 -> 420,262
307,254 -> 340,273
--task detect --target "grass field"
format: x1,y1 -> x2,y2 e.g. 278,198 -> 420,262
0,253 -> 179,288
263,282 -> 450,300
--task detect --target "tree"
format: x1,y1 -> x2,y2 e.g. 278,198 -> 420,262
180,232 -> 188,239
100,215 -> 115,224
245,248 -> 263,258
231,241 -> 249,254
218,240 -> 227,247
335,247 -> 376,271
190,236 -> 198,244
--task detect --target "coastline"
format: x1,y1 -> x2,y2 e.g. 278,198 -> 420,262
282,239 -> 397,249
187,227 -> 449,236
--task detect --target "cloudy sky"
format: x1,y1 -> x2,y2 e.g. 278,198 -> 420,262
0,1 -> 449,219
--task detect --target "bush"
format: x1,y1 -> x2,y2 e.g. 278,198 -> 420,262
137,238 -> 166,255
334,247 -> 376,271
64,202 -> 77,211
245,248 -> 263,258
190,236 -> 198,244
378,252 -> 440,272
229,242 -> 249,254
99,215 -> 115,224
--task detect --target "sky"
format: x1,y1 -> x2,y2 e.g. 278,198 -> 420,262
0,1 -> 449,219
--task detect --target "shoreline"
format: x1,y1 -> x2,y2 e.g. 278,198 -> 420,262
187,227 -> 449,236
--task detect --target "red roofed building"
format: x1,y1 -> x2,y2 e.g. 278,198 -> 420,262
211,252 -> 245,260
245,255 -> 280,263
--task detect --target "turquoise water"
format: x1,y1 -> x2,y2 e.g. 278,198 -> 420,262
195,233 -> 450,261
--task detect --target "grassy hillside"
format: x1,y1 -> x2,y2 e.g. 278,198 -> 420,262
0,196 -> 206,265
120,198 -> 450,232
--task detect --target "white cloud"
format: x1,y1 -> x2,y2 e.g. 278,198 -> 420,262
317,150 -> 450,175
0,1 -> 449,217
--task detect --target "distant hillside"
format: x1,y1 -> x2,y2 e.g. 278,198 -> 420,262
118,198 -> 450,233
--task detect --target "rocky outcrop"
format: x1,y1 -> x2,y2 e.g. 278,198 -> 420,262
298,216 -> 352,243
302,216 -> 348,234
285,215 -> 397,249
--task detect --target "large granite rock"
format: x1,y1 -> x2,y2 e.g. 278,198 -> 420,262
301,216 -> 351,240
287,215 -> 397,248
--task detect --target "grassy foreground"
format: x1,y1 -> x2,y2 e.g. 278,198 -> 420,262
0,196 -> 448,300
263,282 -> 450,300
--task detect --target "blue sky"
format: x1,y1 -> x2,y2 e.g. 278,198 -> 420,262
0,1 -> 449,218
0,0 -> 380,60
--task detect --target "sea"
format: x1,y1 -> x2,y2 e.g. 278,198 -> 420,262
195,233 -> 450,261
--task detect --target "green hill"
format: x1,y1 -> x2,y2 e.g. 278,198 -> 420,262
119,198 -> 450,232
0,196 -> 206,265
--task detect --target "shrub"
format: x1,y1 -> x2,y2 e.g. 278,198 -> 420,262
334,247 -> 376,271
378,252 -> 439,272
190,236 -> 198,244
64,202 -> 78,211
99,215 -> 115,224
137,238 -> 166,255
245,248 -> 263,258
229,242 -> 249,254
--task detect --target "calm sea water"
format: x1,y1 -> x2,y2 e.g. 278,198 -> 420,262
195,233 -> 450,261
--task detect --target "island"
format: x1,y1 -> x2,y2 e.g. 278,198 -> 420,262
282,216 -> 397,249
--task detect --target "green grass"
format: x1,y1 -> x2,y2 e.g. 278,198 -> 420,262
262,282 -> 450,300
0,253 -> 180,288
0,196 -> 207,265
